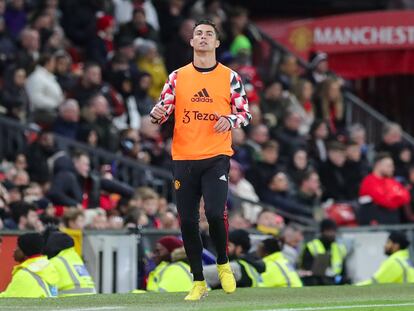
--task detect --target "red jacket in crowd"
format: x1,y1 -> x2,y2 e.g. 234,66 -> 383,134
359,174 -> 410,210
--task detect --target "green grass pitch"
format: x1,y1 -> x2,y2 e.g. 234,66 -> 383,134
1,284 -> 414,311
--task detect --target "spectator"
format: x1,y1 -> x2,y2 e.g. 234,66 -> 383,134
15,28 -> 40,73
393,145 -> 412,183
54,51 -> 77,94
136,39 -> 168,101
290,79 -> 314,135
4,0 -> 27,39
52,99 -> 80,139
255,210 -> 284,236
156,0 -> 186,44
0,14 -> 17,73
376,122 -> 404,165
307,119 -> 330,167
165,19 -> 195,72
79,94 -> 119,152
274,54 -> 300,91
348,123 -> 370,163
160,211 -> 179,230
359,152 -> 410,225
343,140 -> 370,200
286,148 -> 310,188
318,141 -> 348,201
118,7 -> 160,48
26,131 -> 57,184
305,51 -> 335,85
47,151 -> 134,209
293,170 -> 322,219
86,14 -> 115,66
84,208 -> 108,229
281,224 -> 304,267
242,124 -> 270,169
257,238 -> 302,288
1,66 -> 30,122
25,53 -> 64,124
228,211 -> 251,230
246,140 -> 283,198
229,159 -> 259,203
262,171 -> 313,219
231,128 -> 250,171
272,108 -> 307,164
260,79 -> 290,128
135,72 -> 155,116
0,233 -> 58,298
5,201 -> 43,231
314,78 -> 344,134
62,209 -> 85,231
300,219 -> 347,286
136,187 -> 161,228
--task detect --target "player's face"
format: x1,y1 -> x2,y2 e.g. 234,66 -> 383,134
190,24 -> 219,52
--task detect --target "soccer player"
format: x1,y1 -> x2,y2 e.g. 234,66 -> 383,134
150,19 -> 251,300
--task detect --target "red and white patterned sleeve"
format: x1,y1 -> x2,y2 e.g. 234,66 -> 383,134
225,70 -> 252,128
152,70 -> 177,124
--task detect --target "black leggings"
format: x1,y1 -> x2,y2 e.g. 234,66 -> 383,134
173,155 -> 230,281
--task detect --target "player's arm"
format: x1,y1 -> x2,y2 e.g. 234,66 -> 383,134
214,71 -> 251,133
150,71 -> 177,124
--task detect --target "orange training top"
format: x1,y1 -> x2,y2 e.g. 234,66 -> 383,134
172,63 -> 233,160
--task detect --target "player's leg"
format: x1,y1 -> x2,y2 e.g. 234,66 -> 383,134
201,155 -> 230,265
173,160 -> 204,281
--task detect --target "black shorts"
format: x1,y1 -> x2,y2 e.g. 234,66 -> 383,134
173,155 -> 230,223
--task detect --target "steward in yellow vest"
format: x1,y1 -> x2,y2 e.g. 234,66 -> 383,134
358,231 -> 414,285
44,231 -> 96,296
300,219 -> 347,285
0,233 -> 59,298
257,238 -> 302,288
146,236 -> 193,292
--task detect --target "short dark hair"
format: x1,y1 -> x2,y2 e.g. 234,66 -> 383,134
298,169 -> 317,186
373,152 -> 392,165
72,150 -> 89,161
193,19 -> 219,38
10,201 -> 37,224
261,238 -> 282,255
38,53 -> 54,67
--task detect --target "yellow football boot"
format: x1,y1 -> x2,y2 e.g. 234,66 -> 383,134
217,262 -> 236,293
184,280 -> 208,301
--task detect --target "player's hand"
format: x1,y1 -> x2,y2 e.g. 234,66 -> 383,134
150,103 -> 167,123
214,113 -> 231,133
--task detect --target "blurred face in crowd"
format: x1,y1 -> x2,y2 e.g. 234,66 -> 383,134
22,209 -> 40,230
293,150 -> 307,170
229,161 -> 243,185
133,9 -> 146,27
153,242 -> 169,265
283,227 -> 304,248
228,241 -> 243,259
180,19 -> 196,42
91,95 -> 109,117
249,105 -> 262,126
160,211 -> 179,230
14,68 -> 26,87
251,125 -> 269,145
60,100 -> 80,122
74,154 -> 90,178
384,239 -> 399,256
12,0 -> 24,10
139,74 -> 152,92
400,148 -> 412,163
231,11 -> 248,32
262,145 -> 278,164
284,111 -> 302,132
0,0 -> 5,15
264,82 -> 283,101
15,154 -> 27,171
269,172 -> 289,193
257,211 -> 284,230
84,66 -> 102,86
69,214 -> 85,230
143,198 -> 158,216
91,212 -> 108,230
228,213 -> 250,230
316,59 -> 329,73
314,122 -> 329,140
350,128 -> 366,146
13,170 -> 29,186
301,172 -> 321,196
321,228 -> 337,243
21,29 -> 40,52
281,56 -> 299,77
328,148 -> 346,167
300,81 -> 313,102
374,157 -> 394,178
56,56 -> 71,74
39,132 -> 54,150
232,128 -> 246,147
383,126 -> 402,145
327,80 -> 341,101
346,144 -> 361,162
191,23 -> 220,53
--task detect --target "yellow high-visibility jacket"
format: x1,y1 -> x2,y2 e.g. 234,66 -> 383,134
50,247 -> 96,296
146,261 -> 193,292
0,256 -> 59,298
260,252 -> 303,288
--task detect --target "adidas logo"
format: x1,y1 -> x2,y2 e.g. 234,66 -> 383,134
219,174 -> 227,181
191,88 -> 213,103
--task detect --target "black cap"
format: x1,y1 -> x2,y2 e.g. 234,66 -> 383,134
229,229 -> 251,253
261,238 -> 282,254
44,231 -> 74,259
320,218 -> 337,232
389,231 -> 410,249
17,233 -> 44,257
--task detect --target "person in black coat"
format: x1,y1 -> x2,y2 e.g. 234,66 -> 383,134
318,141 -> 349,201
52,99 -> 80,139
47,151 -> 134,209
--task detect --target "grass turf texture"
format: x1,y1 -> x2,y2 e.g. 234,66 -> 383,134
1,284 -> 414,311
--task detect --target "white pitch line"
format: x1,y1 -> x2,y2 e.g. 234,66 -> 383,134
0,307 -> 124,311
258,302 -> 414,311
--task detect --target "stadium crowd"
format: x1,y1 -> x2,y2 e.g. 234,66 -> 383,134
1,0 -> 414,295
